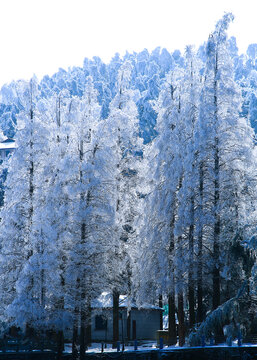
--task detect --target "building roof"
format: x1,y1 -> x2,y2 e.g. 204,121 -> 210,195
92,292 -> 162,310
0,139 -> 16,150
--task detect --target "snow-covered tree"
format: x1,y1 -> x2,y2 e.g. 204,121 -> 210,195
0,78 -> 52,331
105,60 -> 144,345
62,79 -> 116,358
197,13 -> 257,313
134,67 -> 186,345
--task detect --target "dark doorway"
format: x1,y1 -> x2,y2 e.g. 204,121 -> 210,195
127,312 -> 131,340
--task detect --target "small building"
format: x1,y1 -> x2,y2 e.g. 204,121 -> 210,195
0,139 -> 16,160
91,292 -> 162,342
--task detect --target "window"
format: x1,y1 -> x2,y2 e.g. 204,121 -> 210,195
95,315 -> 107,331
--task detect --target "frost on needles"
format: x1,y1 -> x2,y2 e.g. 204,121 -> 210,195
0,12 -> 256,352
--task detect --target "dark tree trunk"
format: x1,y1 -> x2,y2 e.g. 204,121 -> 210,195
79,220 -> 86,360
80,297 -> 86,360
168,293 -> 176,345
197,230 -> 203,322
177,292 -> 185,347
72,318 -> 79,360
25,82 -> 35,336
80,302 -> 91,360
159,295 -> 163,330
176,204 -> 185,348
197,161 -> 204,323
212,50 -> 221,311
85,303 -> 92,347
72,278 -> 80,360
25,323 -> 34,339
188,263 -> 195,327
112,290 -> 119,348
56,273 -> 65,358
213,216 -> 220,310
168,209 -> 176,345
56,274 -> 65,357
55,96 -> 65,360
57,330 -> 64,360
213,138 -> 220,310
29,96 -> 34,221
188,198 -> 195,328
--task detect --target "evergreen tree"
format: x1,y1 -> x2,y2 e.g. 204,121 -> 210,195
105,60 -> 143,346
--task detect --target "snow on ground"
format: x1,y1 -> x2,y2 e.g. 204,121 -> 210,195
64,341 -> 180,353
64,341 -> 257,353
65,342 -> 158,353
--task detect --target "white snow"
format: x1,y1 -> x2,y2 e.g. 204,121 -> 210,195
92,292 -> 162,310
64,341 -> 257,354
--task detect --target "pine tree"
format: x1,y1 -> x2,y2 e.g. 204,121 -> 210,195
0,79 -> 54,332
105,60 -> 143,346
198,13 -> 257,312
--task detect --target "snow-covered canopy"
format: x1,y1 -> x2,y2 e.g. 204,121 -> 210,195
92,292 -> 162,310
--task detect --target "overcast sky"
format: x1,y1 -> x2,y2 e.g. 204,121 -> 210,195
0,0 -> 256,87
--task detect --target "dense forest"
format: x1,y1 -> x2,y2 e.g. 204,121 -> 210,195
0,12 -> 256,358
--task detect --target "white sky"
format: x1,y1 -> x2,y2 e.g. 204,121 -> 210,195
0,0 -> 256,87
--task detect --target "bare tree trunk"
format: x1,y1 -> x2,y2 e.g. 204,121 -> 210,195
72,315 -> 79,360
168,211 -> 177,345
197,229 -> 203,322
177,231 -> 185,347
78,134 -> 87,360
25,80 -> 35,339
197,161 -> 204,322
85,303 -> 92,348
55,95 -> 65,359
80,303 -> 91,360
159,295 -> 163,330
188,193 -> 195,328
80,291 -> 86,360
176,174 -> 185,346
213,50 -> 221,310
57,330 -> 64,360
56,266 -> 65,358
213,214 -> 221,310
72,278 -> 80,360
177,292 -> 185,347
177,224 -> 185,346
168,292 -> 176,345
188,222 -> 195,328
29,81 -> 34,223
112,290 -> 119,348
72,320 -> 79,360
213,142 -> 221,311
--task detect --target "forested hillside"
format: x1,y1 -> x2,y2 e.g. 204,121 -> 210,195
1,18 -> 257,142
0,12 -> 256,355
